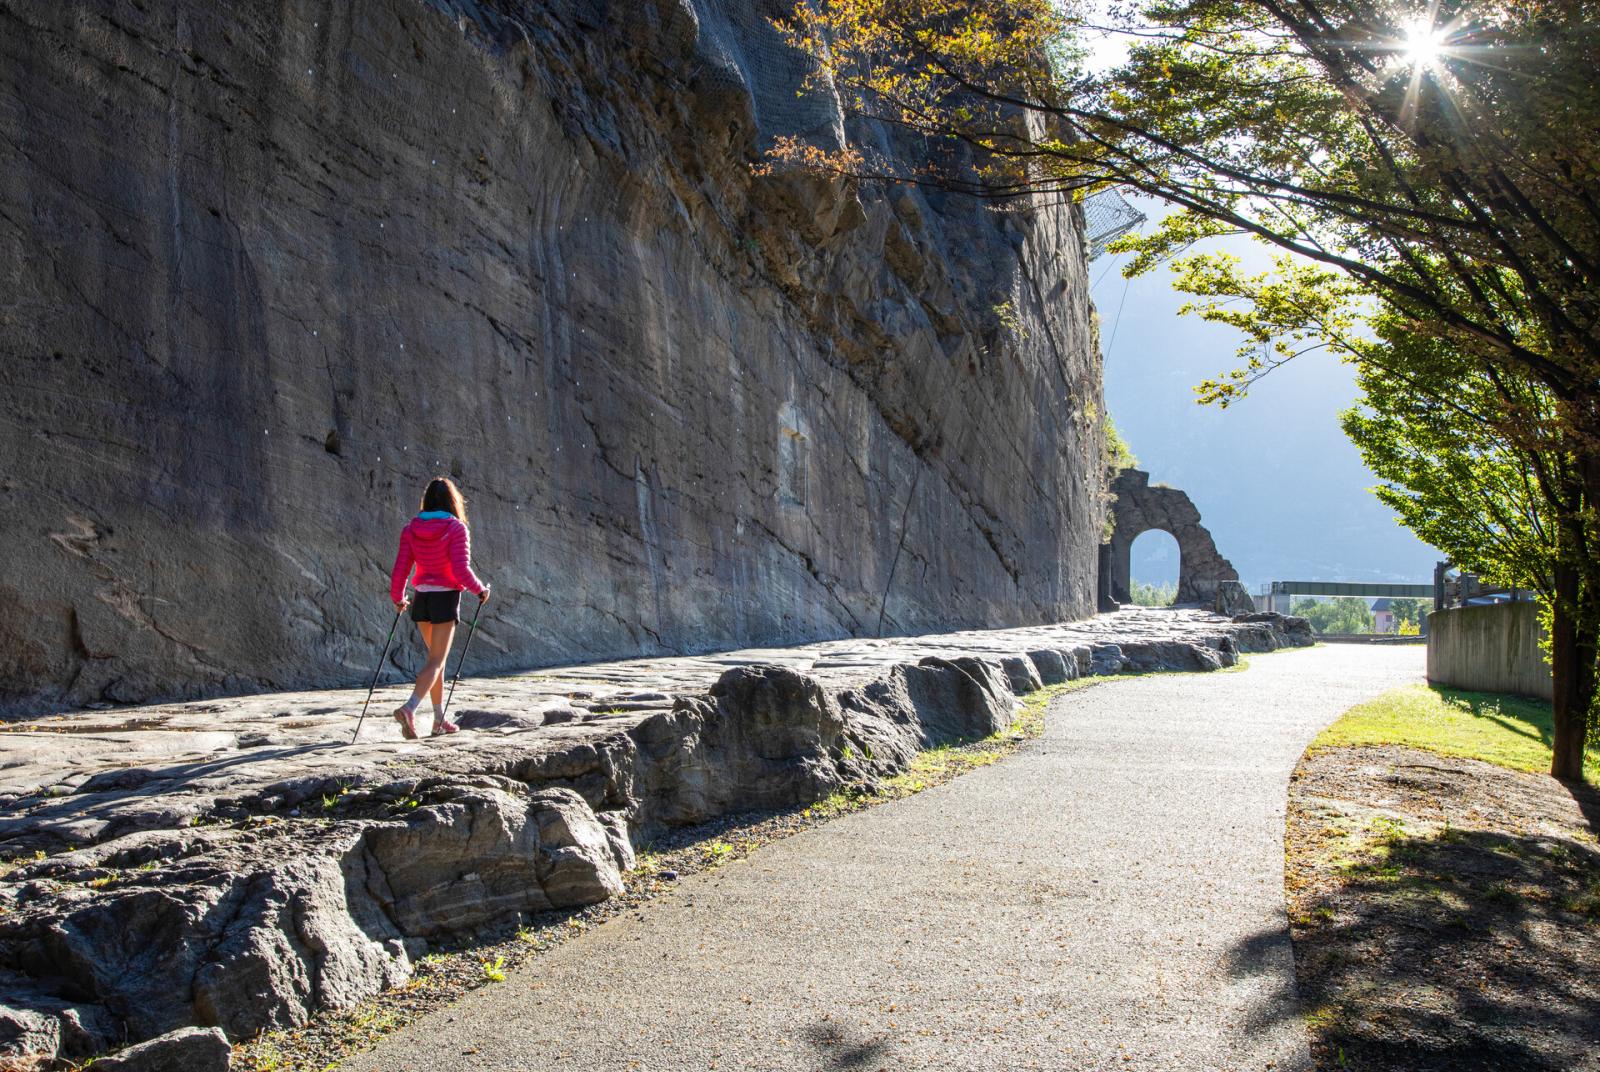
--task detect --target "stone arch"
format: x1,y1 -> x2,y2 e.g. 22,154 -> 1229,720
1102,469 -> 1243,607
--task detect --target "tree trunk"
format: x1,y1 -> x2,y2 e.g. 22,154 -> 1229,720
1550,450 -> 1600,782
1548,562 -> 1593,780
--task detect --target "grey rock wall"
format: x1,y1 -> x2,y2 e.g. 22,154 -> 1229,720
0,0 -> 1105,714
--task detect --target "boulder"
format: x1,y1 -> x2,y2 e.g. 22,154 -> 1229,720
633,665 -> 854,828
1026,649 -> 1070,685
999,656 -> 1044,695
1231,613 -> 1316,650
1089,644 -> 1128,676
0,984 -> 116,1061
1209,635 -> 1240,668
361,786 -> 625,938
594,810 -> 637,874
630,657 -> 1017,833
0,785 -> 628,1049
1213,580 -> 1255,616
92,1027 -> 230,1072
1117,641 -> 1224,674
0,824 -> 412,1047
901,658 -> 1015,744
1065,645 -> 1093,677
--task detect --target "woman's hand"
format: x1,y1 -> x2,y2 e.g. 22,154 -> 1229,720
478,585 -> 491,604
394,598 -> 409,614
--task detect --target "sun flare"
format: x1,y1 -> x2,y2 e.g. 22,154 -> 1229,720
1402,19 -> 1446,68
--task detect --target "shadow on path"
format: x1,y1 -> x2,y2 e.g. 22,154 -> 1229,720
1564,777 -> 1600,834
801,1022 -> 893,1070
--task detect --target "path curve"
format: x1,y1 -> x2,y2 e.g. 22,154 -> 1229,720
352,644 -> 1423,1071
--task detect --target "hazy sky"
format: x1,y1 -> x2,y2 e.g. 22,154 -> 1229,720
1092,200 -> 1441,593
1067,9 -> 1439,593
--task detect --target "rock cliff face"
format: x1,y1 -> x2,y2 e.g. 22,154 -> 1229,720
0,0 -> 1104,713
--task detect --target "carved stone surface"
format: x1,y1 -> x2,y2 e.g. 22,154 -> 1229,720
0,608 -> 1312,1063
0,0 -> 1105,715
1105,469 -> 1252,608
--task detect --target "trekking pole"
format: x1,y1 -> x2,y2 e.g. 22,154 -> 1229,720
440,596 -> 485,723
353,606 -> 404,743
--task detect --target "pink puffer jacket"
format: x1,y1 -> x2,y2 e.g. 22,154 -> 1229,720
389,513 -> 486,603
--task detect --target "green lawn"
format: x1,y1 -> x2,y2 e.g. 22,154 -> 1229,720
1314,682 -> 1599,784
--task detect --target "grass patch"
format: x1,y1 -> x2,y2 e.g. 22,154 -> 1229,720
1312,682 -> 1598,783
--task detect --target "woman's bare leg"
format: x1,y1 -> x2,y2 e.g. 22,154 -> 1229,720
429,636 -> 446,709
410,620 -> 456,705
416,621 -> 434,702
422,620 -> 458,734
395,619 -> 455,738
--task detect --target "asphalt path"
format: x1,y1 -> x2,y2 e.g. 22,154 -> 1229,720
351,644 -> 1423,1072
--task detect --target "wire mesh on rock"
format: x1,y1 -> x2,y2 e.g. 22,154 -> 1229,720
1083,190 -> 1146,260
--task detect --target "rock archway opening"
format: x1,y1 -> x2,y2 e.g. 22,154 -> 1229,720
1100,469 -> 1253,613
1129,529 -> 1180,606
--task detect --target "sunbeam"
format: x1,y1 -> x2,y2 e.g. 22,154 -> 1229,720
1402,18 -> 1447,68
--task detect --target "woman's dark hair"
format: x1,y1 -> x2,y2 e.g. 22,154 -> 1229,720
420,477 -> 468,524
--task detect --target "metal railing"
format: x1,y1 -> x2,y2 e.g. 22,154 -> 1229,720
1432,561 -> 1537,612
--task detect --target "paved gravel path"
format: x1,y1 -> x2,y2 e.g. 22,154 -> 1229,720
351,644 -> 1423,1072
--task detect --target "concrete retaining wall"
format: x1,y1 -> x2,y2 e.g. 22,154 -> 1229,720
1426,602 -> 1551,700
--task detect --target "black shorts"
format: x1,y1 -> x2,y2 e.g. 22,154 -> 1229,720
410,590 -> 461,624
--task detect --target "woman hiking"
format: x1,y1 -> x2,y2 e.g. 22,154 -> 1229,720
388,477 -> 490,738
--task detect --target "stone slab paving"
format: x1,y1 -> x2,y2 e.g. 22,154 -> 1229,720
0,608 -> 1278,849
348,643 -> 1424,1072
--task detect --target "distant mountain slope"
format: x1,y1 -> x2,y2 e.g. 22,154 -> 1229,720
1096,236 -> 1439,594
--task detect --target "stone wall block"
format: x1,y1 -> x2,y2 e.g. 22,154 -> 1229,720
999,656 -> 1044,695
1026,649 -> 1069,685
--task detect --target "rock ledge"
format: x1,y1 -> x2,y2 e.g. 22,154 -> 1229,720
0,609 -> 1310,1065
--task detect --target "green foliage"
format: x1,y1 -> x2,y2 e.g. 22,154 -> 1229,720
1340,327 -> 1560,597
778,0 -> 1600,777
1292,597 -> 1375,636
992,299 -> 1028,340
1104,414 -> 1137,472
1102,412 -> 1137,540
781,0 -> 1600,421
1387,599 -> 1427,630
1129,580 -> 1175,606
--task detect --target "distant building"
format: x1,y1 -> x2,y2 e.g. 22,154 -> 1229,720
1372,597 -> 1396,634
